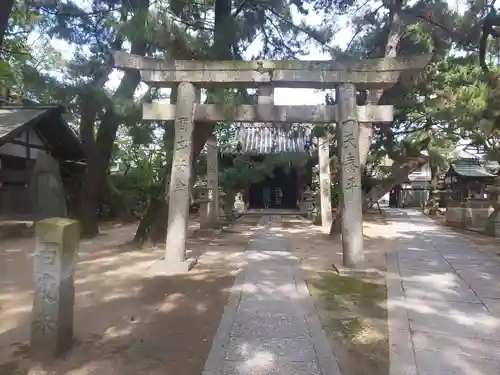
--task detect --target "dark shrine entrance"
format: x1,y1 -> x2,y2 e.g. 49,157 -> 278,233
249,166 -> 298,209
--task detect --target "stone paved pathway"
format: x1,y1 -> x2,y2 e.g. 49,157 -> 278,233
202,215 -> 341,375
386,209 -> 500,375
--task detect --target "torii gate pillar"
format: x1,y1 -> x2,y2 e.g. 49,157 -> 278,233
337,84 -> 364,268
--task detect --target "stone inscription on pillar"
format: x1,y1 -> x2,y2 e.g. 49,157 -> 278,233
164,82 -> 197,272
31,218 -> 80,360
337,83 -> 364,268
318,136 -> 332,230
207,136 -> 219,225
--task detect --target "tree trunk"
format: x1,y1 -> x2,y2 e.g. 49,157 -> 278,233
106,175 -> 135,222
79,3 -> 148,238
0,0 -> 14,47
364,156 -> 428,208
134,190 -> 168,244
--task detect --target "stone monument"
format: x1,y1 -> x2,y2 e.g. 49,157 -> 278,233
31,218 -> 80,360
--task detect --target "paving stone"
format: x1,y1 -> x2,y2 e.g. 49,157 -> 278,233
221,359 -> 322,375
244,250 -> 298,267
397,254 -> 447,266
412,331 -> 500,360
247,240 -> 289,252
407,308 -> 500,340
454,269 -> 500,284
450,262 -> 500,272
237,300 -> 303,316
238,290 -> 299,304
244,274 -> 295,287
230,311 -> 310,339
470,285 -> 500,299
397,259 -> 452,272
399,271 -> 465,287
224,337 -> 316,361
439,253 -> 492,262
402,280 -> 480,303
389,330 -> 417,375
481,298 -> 500,314
401,298 -> 488,316
414,349 -> 500,375
239,281 -> 300,301
398,267 -> 454,279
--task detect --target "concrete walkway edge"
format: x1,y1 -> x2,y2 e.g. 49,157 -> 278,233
386,236 -> 418,375
293,268 -> 343,375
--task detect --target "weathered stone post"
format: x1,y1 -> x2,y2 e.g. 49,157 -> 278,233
31,218 -> 80,360
163,81 -> 197,273
207,136 -> 219,225
318,135 -> 332,230
486,179 -> 500,237
198,187 -> 212,229
336,83 -> 364,268
218,188 -> 226,218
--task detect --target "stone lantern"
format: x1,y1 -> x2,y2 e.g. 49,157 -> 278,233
299,187 -> 315,217
233,192 -> 246,214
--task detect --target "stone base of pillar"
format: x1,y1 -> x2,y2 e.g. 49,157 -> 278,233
148,257 -> 198,276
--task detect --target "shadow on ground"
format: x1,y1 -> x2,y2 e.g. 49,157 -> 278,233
0,216 -> 262,375
384,210 -> 500,375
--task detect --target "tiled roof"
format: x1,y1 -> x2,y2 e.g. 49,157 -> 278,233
219,123 -> 314,154
0,106 -> 86,161
451,158 -> 497,178
0,108 -> 47,141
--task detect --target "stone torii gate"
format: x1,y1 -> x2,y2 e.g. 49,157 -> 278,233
112,51 -> 430,273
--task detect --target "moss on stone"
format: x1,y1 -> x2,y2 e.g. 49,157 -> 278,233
35,218 -> 80,245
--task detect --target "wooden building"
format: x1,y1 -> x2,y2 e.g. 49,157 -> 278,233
443,158 -> 498,202
0,106 -> 86,219
219,123 -> 314,209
